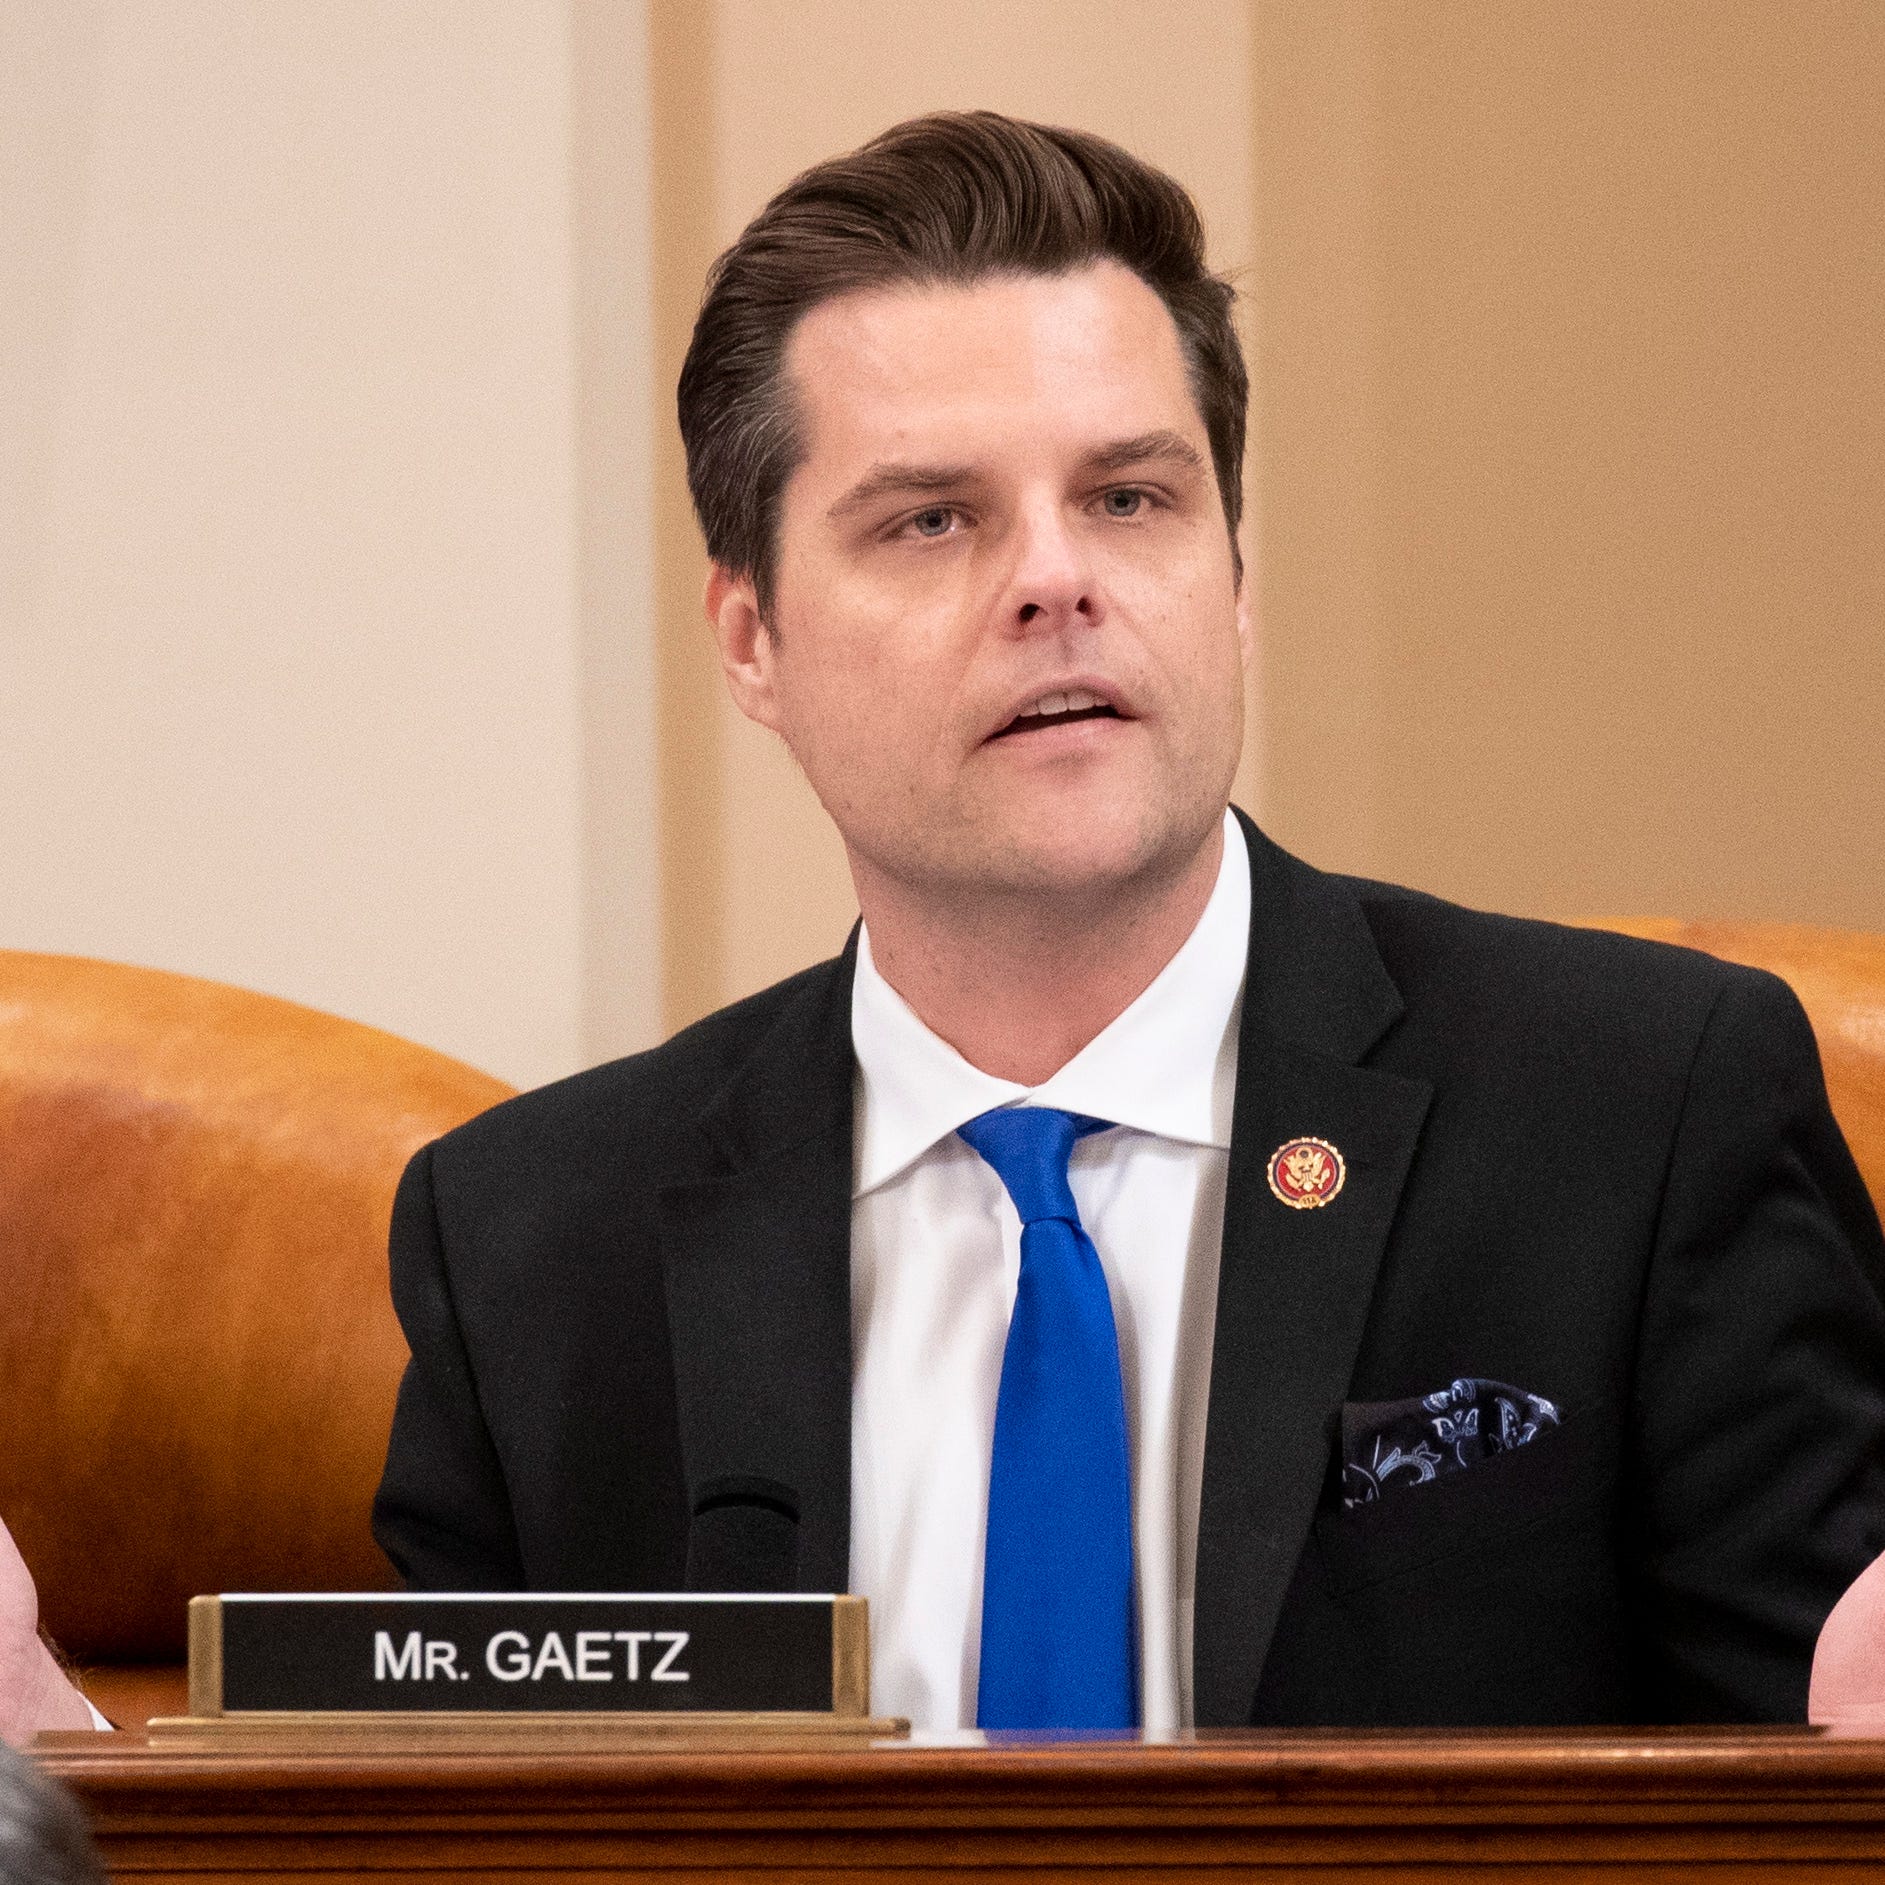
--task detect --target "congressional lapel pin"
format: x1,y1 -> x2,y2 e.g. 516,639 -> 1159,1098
1267,1136 -> 1346,1209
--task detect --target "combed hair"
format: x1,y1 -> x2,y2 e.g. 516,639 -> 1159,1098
677,111 -> 1246,614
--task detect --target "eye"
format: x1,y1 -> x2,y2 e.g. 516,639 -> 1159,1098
1099,487 -> 1148,519
904,505 -> 959,539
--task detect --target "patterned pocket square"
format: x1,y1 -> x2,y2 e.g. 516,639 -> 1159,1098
1341,1376 -> 1562,1509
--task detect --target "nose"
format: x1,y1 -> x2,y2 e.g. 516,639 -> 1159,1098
1001,498 -> 1102,638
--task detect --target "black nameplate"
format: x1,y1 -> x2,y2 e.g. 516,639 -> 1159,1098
191,1593 -> 867,1717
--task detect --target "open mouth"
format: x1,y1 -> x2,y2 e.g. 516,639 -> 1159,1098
993,687 -> 1125,739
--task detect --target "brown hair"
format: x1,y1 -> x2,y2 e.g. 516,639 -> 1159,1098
678,110 -> 1246,615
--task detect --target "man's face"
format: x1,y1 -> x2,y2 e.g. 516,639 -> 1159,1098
711,260 -> 1248,910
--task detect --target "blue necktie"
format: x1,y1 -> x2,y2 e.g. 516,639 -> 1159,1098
958,1105 -> 1137,1731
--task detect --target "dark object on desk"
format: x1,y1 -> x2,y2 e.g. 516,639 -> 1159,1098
0,1742 -> 104,1885
686,1476 -> 803,1592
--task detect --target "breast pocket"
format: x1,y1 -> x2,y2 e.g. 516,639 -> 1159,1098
1314,1405 -> 1610,1598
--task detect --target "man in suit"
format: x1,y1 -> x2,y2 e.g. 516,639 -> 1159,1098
371,112 -> 1885,1730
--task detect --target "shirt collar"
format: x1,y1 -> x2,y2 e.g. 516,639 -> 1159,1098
851,809 -> 1250,1198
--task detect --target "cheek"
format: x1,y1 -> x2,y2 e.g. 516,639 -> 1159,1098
1108,547 -> 1242,683
777,575 -> 966,744
770,619 -> 936,790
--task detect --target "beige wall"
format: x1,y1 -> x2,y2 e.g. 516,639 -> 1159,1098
0,0 -> 661,1087
654,0 -> 1257,1028
1253,0 -> 1885,926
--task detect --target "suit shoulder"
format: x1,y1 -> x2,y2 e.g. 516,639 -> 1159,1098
425,954 -> 850,1183
1342,875 -> 1802,1048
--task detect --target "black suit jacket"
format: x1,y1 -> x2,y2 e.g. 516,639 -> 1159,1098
373,814 -> 1885,1725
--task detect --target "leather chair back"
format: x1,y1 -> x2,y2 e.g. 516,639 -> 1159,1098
1586,921 -> 1885,1220
0,952 -> 514,1663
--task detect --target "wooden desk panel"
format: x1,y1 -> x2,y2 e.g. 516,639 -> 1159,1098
35,1725 -> 1885,1881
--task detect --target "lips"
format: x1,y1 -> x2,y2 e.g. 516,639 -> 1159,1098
990,683 -> 1130,740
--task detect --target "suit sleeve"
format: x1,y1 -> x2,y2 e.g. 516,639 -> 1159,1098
1631,966 -> 1885,1720
371,1143 -> 527,1589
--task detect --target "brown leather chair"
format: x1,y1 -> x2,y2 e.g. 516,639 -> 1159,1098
1583,921 -> 1885,1217
0,953 -> 514,1725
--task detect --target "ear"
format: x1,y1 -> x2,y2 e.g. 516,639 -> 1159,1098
705,564 -> 786,734
1233,528 -> 1256,673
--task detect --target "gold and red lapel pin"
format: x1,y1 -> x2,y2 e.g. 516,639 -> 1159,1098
1267,1137 -> 1346,1209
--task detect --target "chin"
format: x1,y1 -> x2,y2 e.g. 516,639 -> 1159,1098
845,770 -> 1227,912
974,801 -> 1203,903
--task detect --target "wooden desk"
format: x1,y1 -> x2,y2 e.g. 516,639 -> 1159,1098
35,1724 -> 1885,1880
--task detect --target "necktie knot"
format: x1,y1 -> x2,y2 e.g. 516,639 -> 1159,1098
957,1106 -> 1112,1226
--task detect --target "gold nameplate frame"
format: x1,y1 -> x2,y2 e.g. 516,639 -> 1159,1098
152,1592 -> 903,1741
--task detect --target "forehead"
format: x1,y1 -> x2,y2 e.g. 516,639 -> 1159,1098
782,262 -> 1203,475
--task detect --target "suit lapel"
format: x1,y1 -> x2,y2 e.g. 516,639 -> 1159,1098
1192,817 -> 1432,1725
659,950 -> 858,1594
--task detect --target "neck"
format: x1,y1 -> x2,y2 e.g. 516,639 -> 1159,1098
857,819 -> 1228,1086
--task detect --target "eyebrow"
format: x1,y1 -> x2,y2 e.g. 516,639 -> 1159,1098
1079,429 -> 1207,479
826,429 -> 1208,525
827,462 -> 979,522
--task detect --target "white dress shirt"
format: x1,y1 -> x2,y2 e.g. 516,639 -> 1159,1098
848,810 -> 1250,1733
